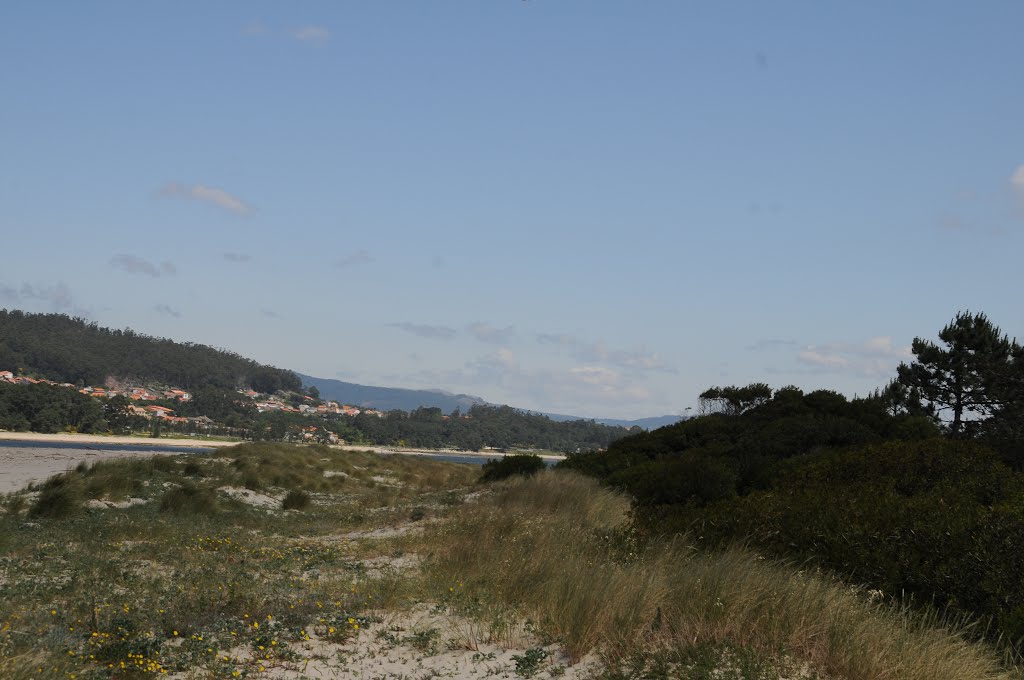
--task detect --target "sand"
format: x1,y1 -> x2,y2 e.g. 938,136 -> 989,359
0,431 -> 239,448
0,432 -> 238,494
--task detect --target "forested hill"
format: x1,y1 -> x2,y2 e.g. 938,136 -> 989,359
0,310 -> 300,393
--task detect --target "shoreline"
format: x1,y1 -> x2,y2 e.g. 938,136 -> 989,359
0,431 -> 240,448
0,433 -> 567,459
360,446 -> 566,462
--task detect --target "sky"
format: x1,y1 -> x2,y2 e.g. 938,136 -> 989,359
2,2 -> 1023,420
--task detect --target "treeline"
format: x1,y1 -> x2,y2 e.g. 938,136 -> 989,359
561,311 -> 1024,646
0,381 -> 107,433
256,403 -> 629,452
0,310 -> 300,393
347,404 -> 627,452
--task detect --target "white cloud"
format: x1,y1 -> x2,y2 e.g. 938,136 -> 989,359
410,348 -> 656,416
290,25 -> 330,45
796,349 -> 849,370
796,336 -> 910,377
110,254 -> 176,277
159,182 -> 254,216
1011,165 -> 1024,191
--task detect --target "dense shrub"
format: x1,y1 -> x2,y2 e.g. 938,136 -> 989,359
607,452 -> 739,506
281,489 -> 311,510
645,439 -> 1024,645
480,454 -> 546,482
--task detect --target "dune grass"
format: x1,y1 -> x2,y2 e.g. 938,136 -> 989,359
418,470 -> 1022,680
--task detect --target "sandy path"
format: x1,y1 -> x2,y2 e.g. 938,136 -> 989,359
0,433 -> 238,494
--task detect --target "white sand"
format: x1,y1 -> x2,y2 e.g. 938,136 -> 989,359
0,432 -> 239,448
0,433 -> 237,494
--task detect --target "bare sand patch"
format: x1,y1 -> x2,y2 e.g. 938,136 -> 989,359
217,486 -> 282,508
170,604 -> 602,680
84,497 -> 148,510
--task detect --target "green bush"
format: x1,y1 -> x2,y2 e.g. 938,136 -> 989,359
480,454 -> 546,483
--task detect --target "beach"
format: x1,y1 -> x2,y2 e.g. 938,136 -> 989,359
0,432 -> 234,494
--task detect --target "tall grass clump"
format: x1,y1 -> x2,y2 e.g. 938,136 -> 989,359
422,470 -> 1019,679
159,483 -> 218,515
28,475 -> 81,519
281,489 -> 311,510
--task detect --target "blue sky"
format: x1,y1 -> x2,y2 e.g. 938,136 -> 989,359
2,2 -> 1022,419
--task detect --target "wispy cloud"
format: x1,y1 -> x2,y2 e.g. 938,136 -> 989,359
796,336 -> 910,377
468,322 -> 516,345
154,304 -> 181,318
1012,165 -> 1024,219
537,333 -> 577,347
413,348 -> 656,414
289,25 -> 330,46
241,21 -> 266,36
1,282 -> 73,309
746,338 -> 799,351
389,322 -> 457,340
260,308 -> 283,320
536,332 -> 673,373
0,281 -> 91,317
335,251 -> 374,268
222,252 -> 251,263
1011,165 -> 1024,191
110,254 -> 176,277
159,182 -> 254,216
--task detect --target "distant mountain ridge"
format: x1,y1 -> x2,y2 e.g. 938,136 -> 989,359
298,374 -> 487,414
541,412 -> 684,430
299,373 -> 681,430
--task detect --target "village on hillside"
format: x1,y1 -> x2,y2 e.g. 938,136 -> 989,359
0,369 -> 383,442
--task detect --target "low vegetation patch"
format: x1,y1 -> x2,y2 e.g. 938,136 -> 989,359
0,443 -> 1018,679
